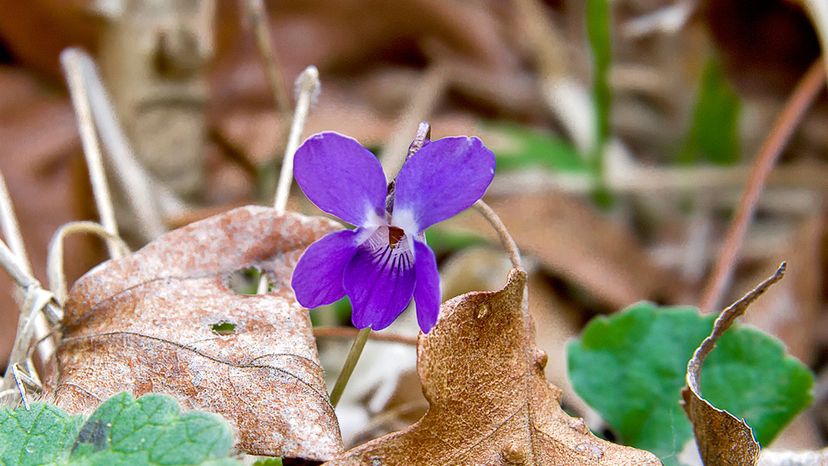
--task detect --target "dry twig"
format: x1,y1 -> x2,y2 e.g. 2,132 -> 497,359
0,172 -> 55,363
273,66 -> 320,213
47,221 -> 131,305
61,49 -> 122,257
245,0 -> 290,116
699,59 -> 825,312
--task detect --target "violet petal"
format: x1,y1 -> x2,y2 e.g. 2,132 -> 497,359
291,229 -> 359,308
393,136 -> 495,232
413,239 -> 440,333
294,132 -> 388,227
344,237 -> 416,330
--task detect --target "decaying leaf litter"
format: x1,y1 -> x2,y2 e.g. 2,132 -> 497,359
47,207 -> 343,460
1,0 -> 828,465
326,270 -> 660,465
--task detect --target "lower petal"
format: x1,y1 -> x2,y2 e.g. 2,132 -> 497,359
413,240 -> 440,333
344,239 -> 416,330
291,229 -> 359,308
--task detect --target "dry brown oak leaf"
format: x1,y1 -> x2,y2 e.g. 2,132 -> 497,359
326,269 -> 661,465
44,205 -> 344,462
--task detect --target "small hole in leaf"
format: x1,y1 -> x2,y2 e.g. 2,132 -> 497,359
211,321 -> 236,336
227,266 -> 271,294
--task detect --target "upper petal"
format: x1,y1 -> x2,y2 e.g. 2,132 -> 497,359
294,132 -> 388,227
413,239 -> 440,333
344,231 -> 416,330
291,229 -> 359,308
392,136 -> 495,232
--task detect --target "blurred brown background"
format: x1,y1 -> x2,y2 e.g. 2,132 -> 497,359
0,0 -> 827,452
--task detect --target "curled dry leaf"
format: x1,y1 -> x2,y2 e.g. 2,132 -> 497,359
326,269 -> 660,465
44,206 -> 343,461
682,263 -> 787,466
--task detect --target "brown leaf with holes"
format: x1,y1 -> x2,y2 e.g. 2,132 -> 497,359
326,269 -> 660,465
44,206 -> 344,462
682,264 -> 786,466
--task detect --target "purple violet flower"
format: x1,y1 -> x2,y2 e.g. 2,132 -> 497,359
290,131 -> 495,333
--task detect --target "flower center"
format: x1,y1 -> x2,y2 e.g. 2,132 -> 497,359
361,226 -> 415,274
388,226 -> 405,248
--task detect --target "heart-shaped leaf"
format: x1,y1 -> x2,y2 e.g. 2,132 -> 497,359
568,300 -> 813,465
0,402 -> 82,465
0,392 -> 238,466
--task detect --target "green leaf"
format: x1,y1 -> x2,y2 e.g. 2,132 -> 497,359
567,303 -> 813,465
481,122 -> 587,173
679,55 -> 742,165
0,403 -> 83,466
70,393 -> 237,466
425,228 -> 487,255
251,458 -> 283,466
0,393 -> 239,466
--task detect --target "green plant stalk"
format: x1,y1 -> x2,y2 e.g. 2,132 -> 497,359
329,327 -> 372,407
586,0 -> 612,205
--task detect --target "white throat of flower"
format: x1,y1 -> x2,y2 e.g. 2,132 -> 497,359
357,205 -> 420,261
390,208 -> 418,238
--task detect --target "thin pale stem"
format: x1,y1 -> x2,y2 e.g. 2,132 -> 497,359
0,171 -> 55,364
328,327 -> 371,408
255,269 -> 269,294
0,238 -> 37,292
699,59 -> 825,312
1,285 -> 54,404
61,49 -> 122,258
0,239 -> 62,324
473,200 -> 523,270
273,66 -> 320,213
63,48 -> 173,241
12,364 -> 43,410
260,66 -> 320,293
246,0 -> 290,115
0,173 -> 31,274
47,221 -> 131,305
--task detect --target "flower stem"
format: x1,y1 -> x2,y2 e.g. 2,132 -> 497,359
329,327 -> 371,408
472,200 -> 522,270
